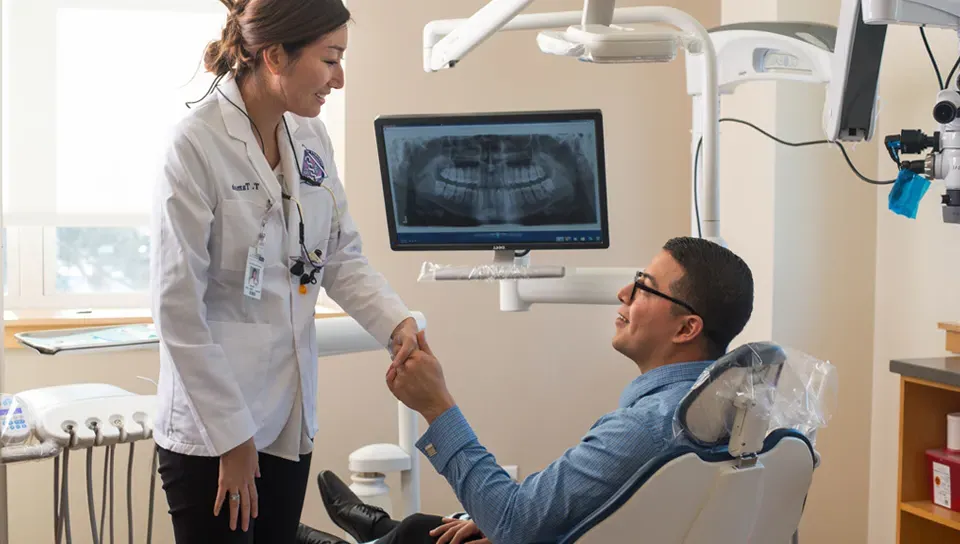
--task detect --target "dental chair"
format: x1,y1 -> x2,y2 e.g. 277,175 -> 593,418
559,342 -> 824,544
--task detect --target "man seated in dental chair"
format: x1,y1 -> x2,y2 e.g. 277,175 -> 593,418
298,236 -> 754,544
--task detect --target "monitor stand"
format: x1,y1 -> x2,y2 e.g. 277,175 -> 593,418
429,250 -> 566,280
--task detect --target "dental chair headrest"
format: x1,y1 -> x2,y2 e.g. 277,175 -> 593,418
675,342 -> 788,448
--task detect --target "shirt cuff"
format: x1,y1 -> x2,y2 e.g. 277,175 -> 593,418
371,308 -> 414,348
416,405 -> 477,473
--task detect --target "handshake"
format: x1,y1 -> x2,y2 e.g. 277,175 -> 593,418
387,318 -> 456,424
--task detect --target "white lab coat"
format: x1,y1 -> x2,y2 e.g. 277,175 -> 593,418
150,76 -> 411,460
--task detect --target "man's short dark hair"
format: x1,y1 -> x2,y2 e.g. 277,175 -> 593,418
663,237 -> 754,358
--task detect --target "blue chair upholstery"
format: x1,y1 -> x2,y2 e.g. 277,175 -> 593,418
558,430 -> 814,543
557,342 -> 820,544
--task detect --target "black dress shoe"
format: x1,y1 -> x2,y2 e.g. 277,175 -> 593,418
295,523 -> 350,544
317,470 -> 391,543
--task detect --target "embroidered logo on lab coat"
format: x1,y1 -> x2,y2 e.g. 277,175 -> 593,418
301,148 -> 327,186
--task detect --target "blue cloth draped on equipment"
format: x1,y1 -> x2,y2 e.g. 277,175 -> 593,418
888,169 -> 931,219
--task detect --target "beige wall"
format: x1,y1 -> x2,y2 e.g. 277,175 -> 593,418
772,2 -> 877,541
868,24 -> 960,544
719,1 -> 878,542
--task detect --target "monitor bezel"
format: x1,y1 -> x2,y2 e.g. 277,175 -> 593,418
374,109 -> 610,252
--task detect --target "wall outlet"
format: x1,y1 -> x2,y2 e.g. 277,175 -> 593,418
503,465 -> 519,481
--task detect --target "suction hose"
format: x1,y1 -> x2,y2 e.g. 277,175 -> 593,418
146,444 -> 158,544
109,444 -> 115,544
53,436 -> 69,544
54,451 -> 59,538
86,421 -> 104,544
86,447 -> 99,544
99,446 -> 109,544
126,442 -> 134,544
55,427 -> 76,544
55,433 -> 156,544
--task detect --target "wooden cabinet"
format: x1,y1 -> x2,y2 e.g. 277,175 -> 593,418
893,372 -> 960,541
892,323 -> 960,542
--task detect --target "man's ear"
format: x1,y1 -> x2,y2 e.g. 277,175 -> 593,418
261,44 -> 288,75
673,315 -> 704,345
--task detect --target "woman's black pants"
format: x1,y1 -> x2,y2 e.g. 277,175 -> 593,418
157,447 -> 312,544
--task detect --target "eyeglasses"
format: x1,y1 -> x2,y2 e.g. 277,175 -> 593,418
630,271 -> 703,318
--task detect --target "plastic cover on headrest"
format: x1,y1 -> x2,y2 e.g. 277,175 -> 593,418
673,342 -> 838,449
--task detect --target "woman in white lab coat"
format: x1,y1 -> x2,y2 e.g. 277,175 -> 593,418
149,1 -> 419,542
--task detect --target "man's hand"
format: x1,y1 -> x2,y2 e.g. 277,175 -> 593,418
386,330 -> 455,423
389,317 -> 419,368
429,518 -> 489,544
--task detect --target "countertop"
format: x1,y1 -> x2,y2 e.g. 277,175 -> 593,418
890,357 -> 960,389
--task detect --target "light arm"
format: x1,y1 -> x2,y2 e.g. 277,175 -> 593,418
420,1 -> 720,310
582,0 -> 615,26
424,1 -> 577,72
685,22 -> 835,237
425,3 -> 720,241
428,5 -> 719,240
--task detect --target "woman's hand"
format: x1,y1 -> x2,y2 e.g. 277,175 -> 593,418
430,518 -> 488,544
214,437 -> 260,531
390,317 -> 420,367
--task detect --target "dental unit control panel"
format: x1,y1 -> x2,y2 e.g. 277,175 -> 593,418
0,384 -> 159,544
0,384 -> 156,461
0,395 -> 30,447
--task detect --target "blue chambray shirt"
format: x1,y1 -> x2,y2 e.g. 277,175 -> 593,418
416,360 -> 712,544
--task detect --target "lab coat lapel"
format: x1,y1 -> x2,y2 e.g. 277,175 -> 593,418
216,77 -> 282,204
278,113 -> 303,260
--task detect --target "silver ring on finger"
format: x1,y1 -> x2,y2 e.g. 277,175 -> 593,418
230,493 -> 241,502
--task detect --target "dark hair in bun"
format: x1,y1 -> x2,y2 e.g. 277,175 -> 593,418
203,0 -> 350,79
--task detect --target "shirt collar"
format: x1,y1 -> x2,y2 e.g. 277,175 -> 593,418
216,75 -> 305,143
619,360 -> 713,408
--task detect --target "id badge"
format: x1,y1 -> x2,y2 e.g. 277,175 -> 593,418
244,247 -> 265,300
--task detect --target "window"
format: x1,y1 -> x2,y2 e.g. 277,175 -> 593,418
51,227 -> 150,294
1,0 -> 226,310
1,0 -> 343,312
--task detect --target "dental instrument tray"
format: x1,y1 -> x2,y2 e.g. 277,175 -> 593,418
14,324 -> 159,355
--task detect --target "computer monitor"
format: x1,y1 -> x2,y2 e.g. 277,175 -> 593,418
374,109 -> 609,251
823,0 -> 885,142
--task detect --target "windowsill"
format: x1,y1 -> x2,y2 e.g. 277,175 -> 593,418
3,307 -> 347,349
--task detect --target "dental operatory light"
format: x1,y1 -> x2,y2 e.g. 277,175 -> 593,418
423,0 -> 722,249
537,23 -> 697,63
416,0 -> 721,311
424,0 -> 706,69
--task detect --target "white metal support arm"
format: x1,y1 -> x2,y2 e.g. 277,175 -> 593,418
423,3 -> 719,240
423,1 -> 719,242
421,1 -> 721,311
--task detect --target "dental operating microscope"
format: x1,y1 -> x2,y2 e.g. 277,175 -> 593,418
827,0 -> 960,224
